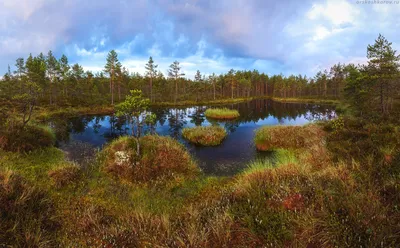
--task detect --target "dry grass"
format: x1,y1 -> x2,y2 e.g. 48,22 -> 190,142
182,125 -> 227,146
0,169 -> 58,247
0,124 -> 56,152
102,135 -> 199,182
204,108 -> 240,120
48,163 -> 81,188
254,125 -> 325,151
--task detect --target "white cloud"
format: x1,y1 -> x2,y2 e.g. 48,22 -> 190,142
307,0 -> 359,26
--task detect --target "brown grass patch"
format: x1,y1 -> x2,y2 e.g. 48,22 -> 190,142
102,135 -> 199,182
48,164 -> 81,188
254,125 -> 325,151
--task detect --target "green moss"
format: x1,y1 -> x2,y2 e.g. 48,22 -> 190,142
182,125 -> 227,146
204,108 -> 240,119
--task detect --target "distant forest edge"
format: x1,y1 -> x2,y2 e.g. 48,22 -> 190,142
0,34 -> 399,119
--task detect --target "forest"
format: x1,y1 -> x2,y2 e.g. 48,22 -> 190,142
0,33 -> 399,247
2,46 -> 351,108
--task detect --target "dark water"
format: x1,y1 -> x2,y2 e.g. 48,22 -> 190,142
51,99 -> 336,176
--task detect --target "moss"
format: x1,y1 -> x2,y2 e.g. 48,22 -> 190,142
204,108 -> 240,120
182,125 -> 227,146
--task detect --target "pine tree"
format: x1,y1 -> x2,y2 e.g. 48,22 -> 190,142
145,57 -> 158,102
367,34 -> 400,114
104,50 -> 121,105
168,61 -> 185,104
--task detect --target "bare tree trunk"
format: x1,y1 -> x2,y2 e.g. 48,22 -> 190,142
150,76 -> 153,102
175,78 -> 178,104
213,81 -> 216,100
111,78 -> 114,105
118,80 -> 121,102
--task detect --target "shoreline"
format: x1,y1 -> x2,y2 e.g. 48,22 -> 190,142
35,96 -> 339,119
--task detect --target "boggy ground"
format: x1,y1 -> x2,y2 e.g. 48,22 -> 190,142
0,119 -> 399,247
182,125 -> 227,146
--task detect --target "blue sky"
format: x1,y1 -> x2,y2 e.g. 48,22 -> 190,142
1,0 -> 399,78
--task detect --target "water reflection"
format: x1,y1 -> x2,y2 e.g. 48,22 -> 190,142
50,99 -> 336,176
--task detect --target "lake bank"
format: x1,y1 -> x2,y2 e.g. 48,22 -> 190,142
35,96 -> 338,120
51,99 -> 336,176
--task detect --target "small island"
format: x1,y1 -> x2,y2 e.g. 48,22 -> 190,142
204,108 -> 240,120
182,126 -> 227,146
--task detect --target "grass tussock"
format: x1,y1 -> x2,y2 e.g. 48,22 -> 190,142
0,124 -> 55,152
231,144 -> 400,247
182,125 -> 227,146
0,169 -> 58,247
102,135 -> 199,182
204,108 -> 240,120
48,163 -> 81,188
254,124 -> 325,151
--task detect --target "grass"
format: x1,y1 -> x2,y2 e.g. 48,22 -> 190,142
182,125 -> 227,146
271,97 -> 340,105
36,105 -> 114,120
254,124 -> 325,151
204,108 -> 240,120
101,135 -> 199,182
0,123 -> 56,152
0,115 -> 399,247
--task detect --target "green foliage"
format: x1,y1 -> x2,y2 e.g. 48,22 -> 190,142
331,116 -> 345,134
204,108 -> 240,119
115,90 -> 156,157
182,125 -> 227,146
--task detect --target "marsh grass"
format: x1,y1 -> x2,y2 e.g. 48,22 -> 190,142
254,124 -> 325,151
0,118 -> 399,247
182,125 -> 227,146
48,163 -> 81,188
204,108 -> 240,119
0,168 -> 58,246
0,123 -> 56,152
102,135 -> 199,182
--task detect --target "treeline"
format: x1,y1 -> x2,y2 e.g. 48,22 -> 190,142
0,34 -> 399,118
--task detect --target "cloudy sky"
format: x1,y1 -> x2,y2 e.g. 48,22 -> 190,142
1,0 -> 399,78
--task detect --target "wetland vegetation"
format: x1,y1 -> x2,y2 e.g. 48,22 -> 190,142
0,34 -> 399,247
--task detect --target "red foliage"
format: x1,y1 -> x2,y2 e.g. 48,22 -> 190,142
282,193 -> 304,211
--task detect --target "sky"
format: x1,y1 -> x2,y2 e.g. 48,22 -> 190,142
1,0 -> 400,78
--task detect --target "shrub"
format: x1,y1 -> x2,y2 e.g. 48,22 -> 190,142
0,169 -> 58,246
0,124 -> 55,152
254,125 -> 325,151
102,135 -> 199,182
204,108 -> 240,120
182,125 -> 227,146
48,164 -> 81,188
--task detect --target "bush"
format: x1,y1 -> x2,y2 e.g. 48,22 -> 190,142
325,117 -> 400,164
204,108 -> 240,119
0,124 -> 55,152
102,135 -> 199,182
254,125 -> 325,151
182,125 -> 227,146
0,169 -> 58,246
